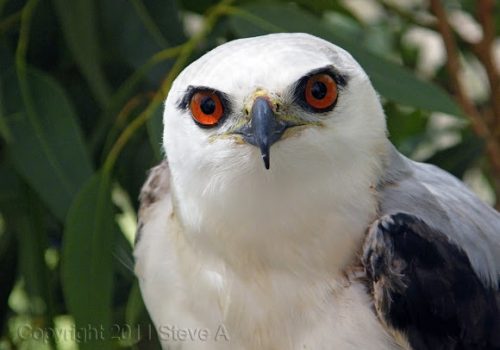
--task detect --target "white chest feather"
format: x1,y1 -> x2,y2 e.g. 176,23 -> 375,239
134,172 -> 407,350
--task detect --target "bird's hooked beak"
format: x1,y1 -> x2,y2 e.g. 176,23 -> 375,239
239,97 -> 289,169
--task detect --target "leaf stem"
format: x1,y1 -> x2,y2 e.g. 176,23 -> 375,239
129,0 -> 168,47
218,5 -> 283,32
16,0 -> 75,198
111,45 -> 183,114
89,45 -> 183,153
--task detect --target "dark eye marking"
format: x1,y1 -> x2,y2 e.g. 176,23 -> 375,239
176,86 -> 232,128
293,66 -> 348,113
177,86 -> 231,112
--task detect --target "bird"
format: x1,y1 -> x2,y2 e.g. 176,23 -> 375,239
133,33 -> 500,350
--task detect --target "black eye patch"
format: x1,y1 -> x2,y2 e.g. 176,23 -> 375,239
292,66 -> 348,113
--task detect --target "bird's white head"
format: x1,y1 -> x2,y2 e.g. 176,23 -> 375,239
163,33 -> 389,273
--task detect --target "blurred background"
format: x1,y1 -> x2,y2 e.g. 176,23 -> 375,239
0,0 -> 499,349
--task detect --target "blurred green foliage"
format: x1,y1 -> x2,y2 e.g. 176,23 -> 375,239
0,0 -> 497,349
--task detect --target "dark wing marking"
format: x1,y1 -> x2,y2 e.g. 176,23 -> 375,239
135,161 -> 170,246
377,146 -> 500,287
362,213 -> 500,350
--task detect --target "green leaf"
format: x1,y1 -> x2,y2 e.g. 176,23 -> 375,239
178,0 -> 218,13
125,281 -> 148,347
0,106 -> 11,143
0,43 -> 13,142
124,280 -> 162,349
2,185 -> 57,346
0,222 -> 17,334
62,172 -> 116,350
136,0 -> 186,46
98,0 -> 180,83
1,68 -> 93,221
228,4 -> 462,116
0,163 -> 21,204
125,282 -> 144,328
99,0 -> 160,70
52,0 -> 111,106
425,132 -> 484,178
283,0 -> 354,14
386,104 -> 429,155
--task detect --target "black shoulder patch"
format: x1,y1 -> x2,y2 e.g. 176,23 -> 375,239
362,213 -> 500,350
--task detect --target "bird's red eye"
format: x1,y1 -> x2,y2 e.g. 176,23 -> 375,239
304,73 -> 338,110
190,91 -> 224,127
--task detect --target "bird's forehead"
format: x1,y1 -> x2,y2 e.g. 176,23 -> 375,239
172,34 -> 358,95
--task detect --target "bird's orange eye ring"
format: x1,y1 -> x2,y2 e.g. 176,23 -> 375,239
304,73 -> 338,111
189,90 -> 224,127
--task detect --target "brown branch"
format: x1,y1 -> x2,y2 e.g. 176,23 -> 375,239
429,0 -> 500,208
472,0 -> 500,136
429,1 -> 484,132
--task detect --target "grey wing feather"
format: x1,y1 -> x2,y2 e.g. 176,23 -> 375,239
378,145 -> 500,287
135,161 -> 170,246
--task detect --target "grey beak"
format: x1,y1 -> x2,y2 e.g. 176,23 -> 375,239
241,97 -> 287,169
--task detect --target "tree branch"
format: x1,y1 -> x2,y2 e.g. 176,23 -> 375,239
429,0 -> 500,208
472,0 -> 500,136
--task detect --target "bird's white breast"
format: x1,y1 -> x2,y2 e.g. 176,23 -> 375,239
134,202 -> 406,350
134,146 -> 407,349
